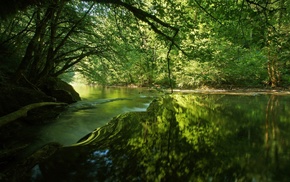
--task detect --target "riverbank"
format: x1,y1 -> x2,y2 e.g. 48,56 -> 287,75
0,79 -> 81,176
0,84 -> 65,176
0,84 -> 157,178
172,88 -> 290,95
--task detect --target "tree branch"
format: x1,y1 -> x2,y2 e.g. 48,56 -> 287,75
84,0 -> 181,47
194,0 -> 223,25
0,12 -> 36,46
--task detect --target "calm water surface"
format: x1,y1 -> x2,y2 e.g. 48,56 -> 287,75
28,92 -> 290,181
26,85 -> 159,154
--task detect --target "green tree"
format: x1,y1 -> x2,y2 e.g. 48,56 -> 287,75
1,0 -> 181,90
1,0 -> 290,89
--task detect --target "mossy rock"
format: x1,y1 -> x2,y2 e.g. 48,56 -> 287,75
0,84 -> 55,117
40,77 -> 81,103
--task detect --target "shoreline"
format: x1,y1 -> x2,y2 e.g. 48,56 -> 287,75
79,84 -> 290,95
171,88 -> 290,95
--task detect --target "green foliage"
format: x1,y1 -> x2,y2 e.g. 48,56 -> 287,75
1,0 -> 290,88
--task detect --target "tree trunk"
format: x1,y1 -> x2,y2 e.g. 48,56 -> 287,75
267,53 -> 280,87
14,7 -> 51,84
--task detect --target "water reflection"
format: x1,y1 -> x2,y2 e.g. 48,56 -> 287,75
33,86 -> 157,143
29,94 -> 290,181
20,86 -> 158,160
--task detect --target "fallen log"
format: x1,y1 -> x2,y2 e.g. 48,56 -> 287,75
0,102 -> 67,128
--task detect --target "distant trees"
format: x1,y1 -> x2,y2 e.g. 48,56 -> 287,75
173,0 -> 290,88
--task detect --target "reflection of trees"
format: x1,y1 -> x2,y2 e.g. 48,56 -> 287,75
265,95 -> 279,168
141,95 -> 235,181
263,95 -> 289,181
30,94 -> 290,181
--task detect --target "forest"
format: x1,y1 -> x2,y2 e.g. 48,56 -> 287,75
1,0 -> 290,92
1,1 -> 290,181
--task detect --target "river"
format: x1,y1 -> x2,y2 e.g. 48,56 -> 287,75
23,85 -> 160,156
7,87 -> 290,181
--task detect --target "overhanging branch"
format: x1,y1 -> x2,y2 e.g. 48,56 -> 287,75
1,0 -> 185,54
194,0 -> 222,25
85,0 -> 184,52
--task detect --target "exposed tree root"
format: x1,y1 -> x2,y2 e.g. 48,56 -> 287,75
0,102 -> 67,128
